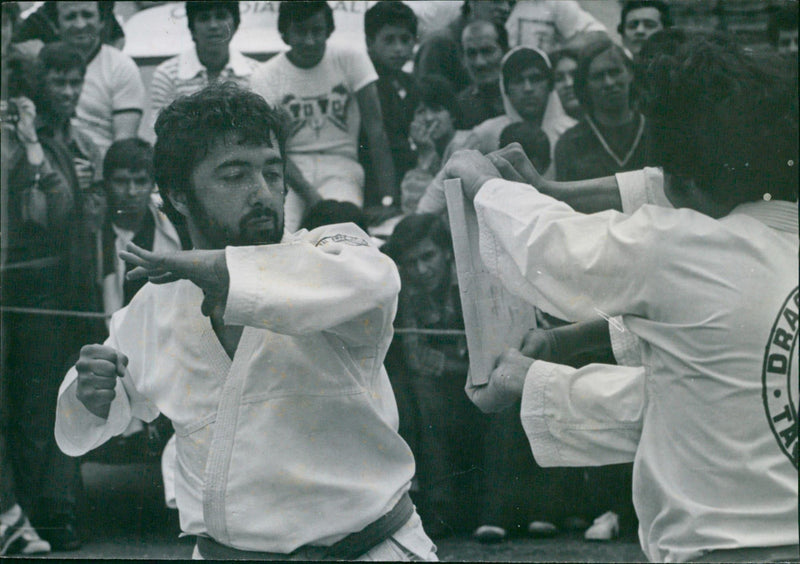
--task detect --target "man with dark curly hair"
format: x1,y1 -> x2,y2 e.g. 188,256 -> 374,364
54,83 -> 436,560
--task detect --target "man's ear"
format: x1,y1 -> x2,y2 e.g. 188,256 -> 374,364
167,190 -> 191,218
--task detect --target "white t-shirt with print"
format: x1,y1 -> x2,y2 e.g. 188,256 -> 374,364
251,46 -> 377,161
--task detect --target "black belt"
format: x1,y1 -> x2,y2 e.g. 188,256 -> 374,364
196,491 -> 414,561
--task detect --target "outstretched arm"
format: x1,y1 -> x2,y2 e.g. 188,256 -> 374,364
488,143 -> 623,213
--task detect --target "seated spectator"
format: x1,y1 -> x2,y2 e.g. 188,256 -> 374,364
149,2 -> 260,134
401,76 -> 470,213
498,121 -> 551,173
768,3 -> 798,55
1,39 -> 98,553
12,1 -> 125,50
457,20 -> 509,129
361,1 -> 419,201
382,214 -> 486,539
555,38 -> 650,181
1,5 -> 53,555
52,1 -> 146,155
32,42 -> 106,323
301,199 -> 368,232
505,0 -> 606,51
549,44 -> 583,121
251,1 -> 398,232
416,46 -> 575,215
414,0 -> 512,94
99,138 -> 184,318
467,46 -> 571,165
617,1 -> 672,57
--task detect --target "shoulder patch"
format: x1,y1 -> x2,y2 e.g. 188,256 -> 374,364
315,233 -> 369,248
762,286 -> 799,470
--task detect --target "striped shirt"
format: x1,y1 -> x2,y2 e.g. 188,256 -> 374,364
149,48 -> 260,131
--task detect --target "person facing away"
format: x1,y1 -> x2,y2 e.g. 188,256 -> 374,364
250,0 -> 399,232
54,82 -> 437,561
555,38 -> 651,181
361,1 -> 420,201
148,1 -> 260,135
456,20 -> 509,129
444,32 -> 799,564
51,1 -> 145,156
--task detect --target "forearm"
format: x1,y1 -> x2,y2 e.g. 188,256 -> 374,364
223,226 -> 400,335
537,175 -> 622,213
285,158 -> 322,207
551,319 -> 616,368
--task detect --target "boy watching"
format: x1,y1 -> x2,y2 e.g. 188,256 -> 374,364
362,1 -> 419,198
100,138 -> 184,317
251,1 -> 399,231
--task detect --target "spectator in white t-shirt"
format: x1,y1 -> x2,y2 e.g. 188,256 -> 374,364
250,1 -> 399,232
53,2 -> 146,156
148,1 -> 260,134
505,0 -> 606,52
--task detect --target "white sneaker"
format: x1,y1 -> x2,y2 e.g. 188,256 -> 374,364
527,520 -> 559,537
16,517 -> 50,555
584,511 -> 619,541
473,525 -> 507,543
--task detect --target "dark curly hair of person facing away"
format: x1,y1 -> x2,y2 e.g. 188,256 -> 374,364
153,82 -> 289,228
637,32 -> 798,205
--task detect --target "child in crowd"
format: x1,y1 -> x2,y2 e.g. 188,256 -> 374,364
361,1 -> 419,200
251,1 -> 398,232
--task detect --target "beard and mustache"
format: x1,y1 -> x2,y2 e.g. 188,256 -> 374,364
186,193 -> 284,248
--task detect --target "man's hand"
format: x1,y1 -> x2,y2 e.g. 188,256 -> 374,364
466,348 -> 533,413
120,242 -> 229,317
442,149 -> 501,201
75,344 -> 128,419
487,142 -> 547,188
521,327 -> 560,360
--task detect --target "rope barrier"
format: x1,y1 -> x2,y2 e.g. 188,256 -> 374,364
1,306 -> 111,320
0,307 -> 467,336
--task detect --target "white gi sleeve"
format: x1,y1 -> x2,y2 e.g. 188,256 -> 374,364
224,223 -> 401,344
474,178 -> 668,322
520,360 -> 645,467
55,306 -> 160,457
616,166 -> 670,214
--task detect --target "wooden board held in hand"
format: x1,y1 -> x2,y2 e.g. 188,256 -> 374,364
444,178 -> 538,386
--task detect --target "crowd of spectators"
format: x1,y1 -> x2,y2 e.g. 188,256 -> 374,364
1,0 -> 797,557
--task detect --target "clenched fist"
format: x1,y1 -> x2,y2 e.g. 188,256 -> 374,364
75,344 -> 128,419
465,348 -> 533,414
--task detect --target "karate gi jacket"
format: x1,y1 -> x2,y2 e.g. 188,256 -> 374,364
473,178 -> 799,563
55,224 -> 416,553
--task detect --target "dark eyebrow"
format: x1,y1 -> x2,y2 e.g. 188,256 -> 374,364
216,160 -> 254,170
216,156 -> 283,171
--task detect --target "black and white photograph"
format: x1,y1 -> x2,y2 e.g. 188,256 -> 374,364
1,1 -> 797,561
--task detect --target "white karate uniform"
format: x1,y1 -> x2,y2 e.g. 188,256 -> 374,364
55,224 -> 435,559
473,178 -> 798,563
